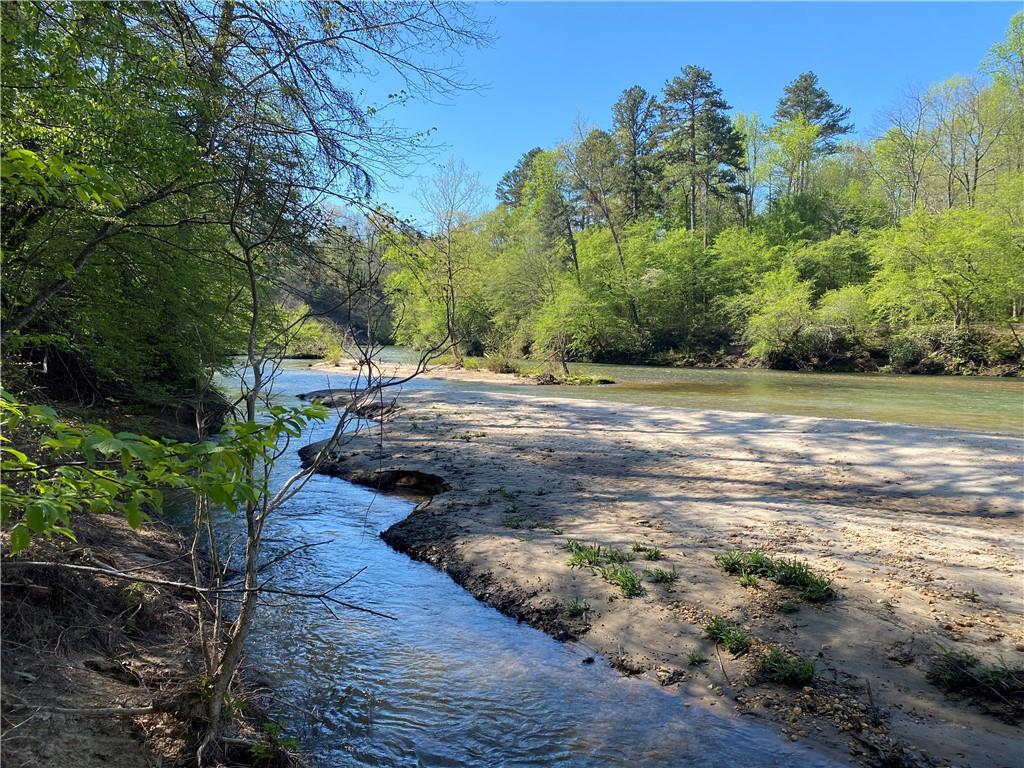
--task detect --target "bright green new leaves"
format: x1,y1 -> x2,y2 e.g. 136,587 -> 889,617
0,392 -> 328,554
869,208 -> 1024,330
738,265 -> 815,364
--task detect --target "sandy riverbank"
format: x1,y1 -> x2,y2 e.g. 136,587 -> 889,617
311,357 -> 550,387
301,385 -> 1023,767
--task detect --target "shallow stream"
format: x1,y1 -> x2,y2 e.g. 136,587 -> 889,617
219,365 -> 849,767
217,360 -> 1020,765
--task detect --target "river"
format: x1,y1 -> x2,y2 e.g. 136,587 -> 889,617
217,359 -> 1020,766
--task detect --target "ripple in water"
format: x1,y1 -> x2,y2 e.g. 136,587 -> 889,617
212,366 -> 848,767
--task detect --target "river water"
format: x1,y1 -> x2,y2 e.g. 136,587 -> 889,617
221,360 -> 1019,766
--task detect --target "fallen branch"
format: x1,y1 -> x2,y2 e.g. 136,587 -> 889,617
4,704 -> 156,717
2,560 -> 395,619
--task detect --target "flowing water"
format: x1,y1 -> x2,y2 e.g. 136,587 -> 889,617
374,347 -> 1024,434
216,360 -> 1019,766
217,365 -> 848,767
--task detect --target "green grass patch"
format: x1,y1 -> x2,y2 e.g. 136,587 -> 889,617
687,652 -> 709,666
714,550 -> 837,602
566,542 -> 606,568
644,567 -> 679,584
502,512 -> 536,529
927,647 -> 1024,719
631,541 -> 662,560
761,646 -> 816,686
599,564 -> 645,598
564,596 -> 591,618
704,616 -> 752,655
565,538 -> 632,567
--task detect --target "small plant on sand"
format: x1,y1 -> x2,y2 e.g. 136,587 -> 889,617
600,564 -> 645,597
502,512 -> 535,529
688,651 -> 709,666
631,542 -> 662,560
565,597 -> 591,618
567,543 -> 605,568
604,546 -> 634,564
927,647 -> 1024,718
777,600 -> 800,614
715,550 -> 837,602
772,559 -> 837,602
714,550 -> 748,574
739,573 -> 759,588
704,616 -> 751,655
761,646 -> 816,686
644,567 -> 678,584
715,549 -> 775,577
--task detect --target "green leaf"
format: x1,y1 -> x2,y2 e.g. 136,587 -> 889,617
9,524 -> 31,554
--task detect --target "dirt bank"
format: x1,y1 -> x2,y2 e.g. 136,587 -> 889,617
302,388 -> 1023,768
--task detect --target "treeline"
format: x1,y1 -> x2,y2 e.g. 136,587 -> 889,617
388,15 -> 1024,374
1,1 -> 480,404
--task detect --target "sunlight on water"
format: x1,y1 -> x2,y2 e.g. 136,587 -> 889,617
213,365 -> 849,767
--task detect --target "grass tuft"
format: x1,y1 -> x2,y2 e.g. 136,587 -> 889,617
567,543 -> 605,568
927,647 -> 1024,718
704,616 -> 751,655
687,652 -> 709,666
761,646 -> 816,686
644,567 -> 679,584
599,564 -> 645,598
714,550 -> 837,602
777,600 -> 800,614
564,596 -> 591,618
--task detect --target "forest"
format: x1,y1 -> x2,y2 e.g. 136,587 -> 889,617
386,16 -> 1024,376
1,3 -> 1022,766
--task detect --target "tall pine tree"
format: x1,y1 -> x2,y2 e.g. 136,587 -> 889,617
612,85 -> 661,221
659,66 -> 744,245
774,71 -> 853,155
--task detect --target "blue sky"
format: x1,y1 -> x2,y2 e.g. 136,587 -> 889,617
360,2 -> 1018,224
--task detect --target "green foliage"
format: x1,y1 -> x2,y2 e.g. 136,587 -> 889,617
631,542 -> 662,560
761,647 -> 816,686
870,208 -> 1023,331
927,646 -> 1023,718
0,391 -> 327,555
393,22 -> 1022,374
704,616 -> 752,655
739,573 -> 759,588
643,567 -> 679,584
565,596 -> 592,618
714,550 -> 837,602
599,564 -> 645,598
738,265 -> 816,365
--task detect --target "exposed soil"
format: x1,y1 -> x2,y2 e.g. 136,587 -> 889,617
301,387 -> 1023,768
0,511 -> 299,768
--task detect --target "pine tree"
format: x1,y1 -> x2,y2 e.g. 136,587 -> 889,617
774,71 -> 853,155
496,147 -> 543,207
612,85 -> 661,220
659,65 -> 745,245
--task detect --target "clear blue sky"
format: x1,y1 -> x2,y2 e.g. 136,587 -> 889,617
362,2 -> 1018,224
